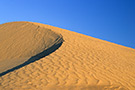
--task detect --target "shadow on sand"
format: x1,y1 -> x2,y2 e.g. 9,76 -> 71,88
0,41 -> 63,77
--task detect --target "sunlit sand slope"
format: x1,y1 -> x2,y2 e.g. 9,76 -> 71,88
0,22 -> 63,74
0,22 -> 135,90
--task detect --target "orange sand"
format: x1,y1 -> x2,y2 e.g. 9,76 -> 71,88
0,22 -> 135,90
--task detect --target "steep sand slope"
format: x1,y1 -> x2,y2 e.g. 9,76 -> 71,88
0,22 -> 63,74
0,22 -> 135,90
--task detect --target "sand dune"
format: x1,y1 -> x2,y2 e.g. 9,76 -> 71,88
0,22 -> 63,75
0,21 -> 135,90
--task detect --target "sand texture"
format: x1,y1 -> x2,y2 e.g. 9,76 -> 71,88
0,22 -> 135,90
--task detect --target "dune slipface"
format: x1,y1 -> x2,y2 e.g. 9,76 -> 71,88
0,22 -> 63,74
0,22 -> 135,90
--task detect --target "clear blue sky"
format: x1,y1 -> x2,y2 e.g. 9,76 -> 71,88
0,0 -> 135,48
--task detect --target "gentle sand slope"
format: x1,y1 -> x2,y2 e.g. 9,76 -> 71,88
0,22 -> 135,90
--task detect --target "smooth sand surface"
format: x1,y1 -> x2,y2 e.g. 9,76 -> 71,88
0,22 -> 135,90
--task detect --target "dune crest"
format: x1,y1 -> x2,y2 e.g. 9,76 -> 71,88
0,21 -> 63,75
0,21 -> 135,90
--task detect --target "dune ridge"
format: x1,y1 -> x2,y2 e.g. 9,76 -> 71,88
0,22 -> 63,74
0,21 -> 135,90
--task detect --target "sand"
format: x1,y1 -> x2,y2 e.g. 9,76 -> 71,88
0,21 -> 135,90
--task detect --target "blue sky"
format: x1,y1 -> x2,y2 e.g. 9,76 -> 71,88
0,0 -> 135,48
